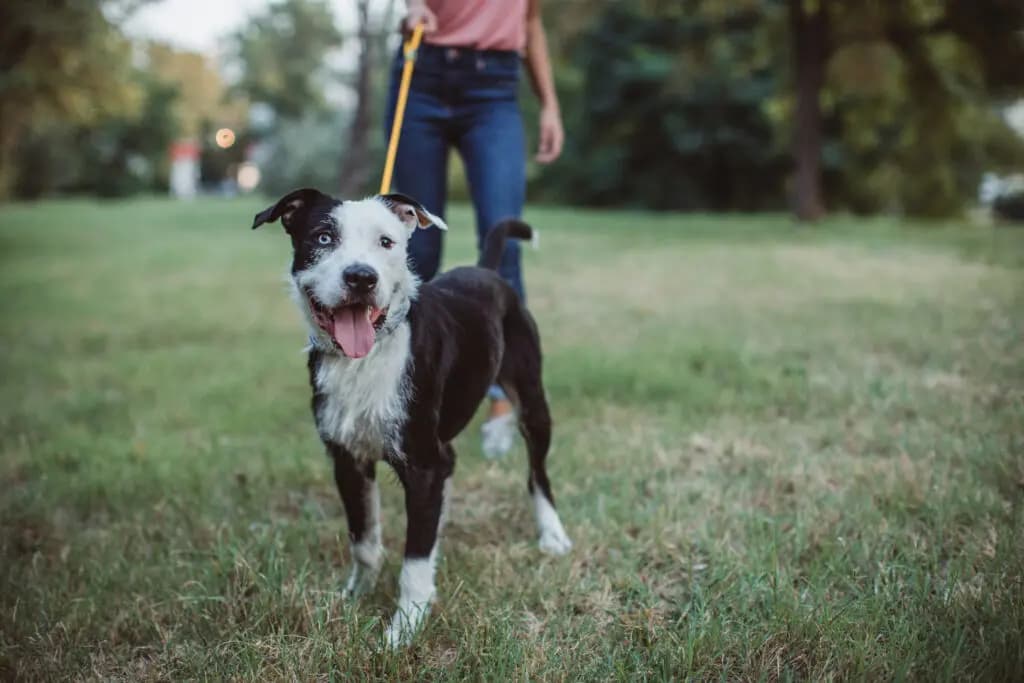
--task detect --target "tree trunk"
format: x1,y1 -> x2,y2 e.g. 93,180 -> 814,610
789,0 -> 827,222
338,0 -> 397,196
0,107 -> 24,201
338,0 -> 375,196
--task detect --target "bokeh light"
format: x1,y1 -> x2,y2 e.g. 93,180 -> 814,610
214,127 -> 235,149
236,162 -> 261,191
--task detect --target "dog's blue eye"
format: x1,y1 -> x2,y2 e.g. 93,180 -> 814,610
379,236 -> 395,249
316,233 -> 333,246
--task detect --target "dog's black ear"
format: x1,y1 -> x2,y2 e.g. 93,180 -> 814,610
252,188 -> 329,232
377,192 -> 448,231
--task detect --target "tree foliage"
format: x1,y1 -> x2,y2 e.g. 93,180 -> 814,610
2,0 -> 1021,217
146,43 -> 247,139
822,0 -> 1024,216
534,1 -> 789,211
0,0 -> 144,198
533,0 -> 1024,218
14,71 -> 180,199
256,112 -> 348,196
230,0 -> 343,120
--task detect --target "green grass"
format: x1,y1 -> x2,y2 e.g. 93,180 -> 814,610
1,198 -> 1023,680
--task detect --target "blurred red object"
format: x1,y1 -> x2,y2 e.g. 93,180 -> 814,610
170,140 -> 200,160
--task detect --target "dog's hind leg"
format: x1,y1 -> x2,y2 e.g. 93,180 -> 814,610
501,317 -> 573,556
385,446 -> 454,648
330,445 -> 383,599
519,386 -> 573,556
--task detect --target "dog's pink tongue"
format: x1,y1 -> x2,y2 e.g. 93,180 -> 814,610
332,307 -> 375,358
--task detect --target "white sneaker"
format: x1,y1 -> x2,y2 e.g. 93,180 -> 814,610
480,412 -> 517,459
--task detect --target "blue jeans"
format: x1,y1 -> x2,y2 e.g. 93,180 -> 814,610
385,44 -> 526,299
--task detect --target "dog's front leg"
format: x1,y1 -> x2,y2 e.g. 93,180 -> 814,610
385,448 -> 453,648
329,444 -> 383,599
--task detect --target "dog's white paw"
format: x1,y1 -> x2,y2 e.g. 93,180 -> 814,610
383,601 -> 431,649
533,490 -> 572,556
341,563 -> 380,600
342,536 -> 383,599
382,556 -> 437,649
538,527 -> 573,556
384,619 -> 411,650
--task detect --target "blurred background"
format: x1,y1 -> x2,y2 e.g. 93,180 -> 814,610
4,4 -> 1024,678
2,0 -> 1023,221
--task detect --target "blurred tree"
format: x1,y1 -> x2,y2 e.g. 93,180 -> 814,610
77,74 -> 181,197
538,0 -> 1024,218
14,72 -> 180,198
822,0 -> 1024,217
146,43 -> 247,139
146,42 -> 250,190
0,0 -> 144,199
257,112 -> 349,196
230,0 -> 343,120
338,0 -> 398,196
536,0 -> 789,211
788,0 -> 828,221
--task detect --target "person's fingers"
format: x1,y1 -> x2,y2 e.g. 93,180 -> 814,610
536,135 -> 552,163
415,12 -> 436,32
536,124 -> 554,162
536,120 -> 563,164
405,8 -> 438,33
549,123 -> 564,161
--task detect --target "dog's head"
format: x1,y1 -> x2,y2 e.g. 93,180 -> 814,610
253,188 -> 446,359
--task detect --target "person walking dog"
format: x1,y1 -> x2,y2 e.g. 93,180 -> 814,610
386,0 -> 564,458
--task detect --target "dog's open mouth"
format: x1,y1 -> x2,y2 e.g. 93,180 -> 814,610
307,292 -> 387,359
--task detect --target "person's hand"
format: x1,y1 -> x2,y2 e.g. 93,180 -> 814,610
404,1 -> 438,33
536,105 -> 564,164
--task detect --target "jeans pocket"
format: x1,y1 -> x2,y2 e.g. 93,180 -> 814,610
468,65 -> 520,99
486,61 -> 520,84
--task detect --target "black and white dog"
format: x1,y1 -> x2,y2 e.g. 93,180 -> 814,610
252,188 -> 572,647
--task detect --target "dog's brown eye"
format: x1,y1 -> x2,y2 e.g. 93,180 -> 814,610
379,236 -> 395,250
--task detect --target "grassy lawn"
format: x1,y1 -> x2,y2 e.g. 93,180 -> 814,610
1,198 -> 1023,680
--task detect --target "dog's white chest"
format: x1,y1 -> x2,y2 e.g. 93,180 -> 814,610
314,323 -> 411,461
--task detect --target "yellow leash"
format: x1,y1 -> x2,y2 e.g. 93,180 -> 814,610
380,24 -> 425,194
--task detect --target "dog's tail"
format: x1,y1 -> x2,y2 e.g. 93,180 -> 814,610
478,219 -> 534,270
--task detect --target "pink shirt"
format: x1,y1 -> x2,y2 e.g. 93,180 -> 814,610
425,0 -> 529,52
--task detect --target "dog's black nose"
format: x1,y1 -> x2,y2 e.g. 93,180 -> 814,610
343,264 -> 378,292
